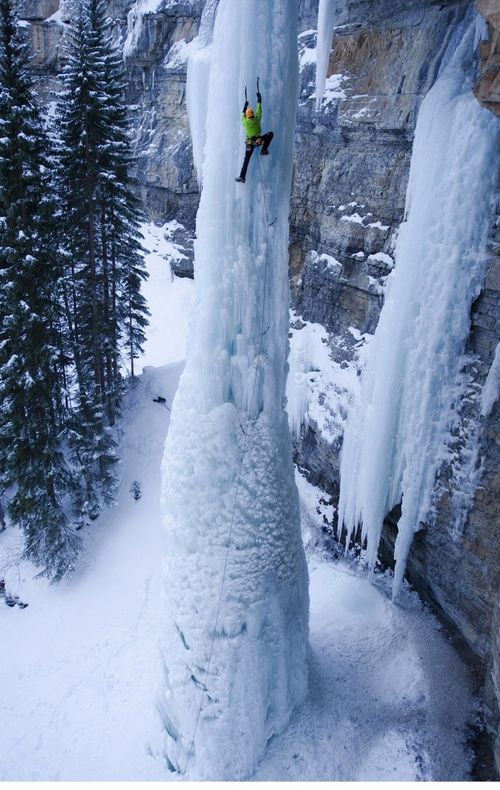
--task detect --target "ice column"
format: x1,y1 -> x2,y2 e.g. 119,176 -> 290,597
338,18 -> 499,598
159,0 -> 309,780
315,0 -> 336,110
186,0 -> 219,184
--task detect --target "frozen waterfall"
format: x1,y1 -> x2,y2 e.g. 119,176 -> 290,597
159,0 -> 309,780
338,17 -> 499,598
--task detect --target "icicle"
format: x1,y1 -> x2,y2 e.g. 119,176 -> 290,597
123,0 -> 165,61
473,11 -> 489,52
315,0 -> 336,111
338,15 -> 499,599
481,343 -> 500,418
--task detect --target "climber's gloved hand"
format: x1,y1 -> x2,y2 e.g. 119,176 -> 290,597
243,100 -> 249,112
257,92 -> 262,104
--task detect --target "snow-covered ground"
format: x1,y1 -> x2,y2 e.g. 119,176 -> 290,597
0,223 -> 476,781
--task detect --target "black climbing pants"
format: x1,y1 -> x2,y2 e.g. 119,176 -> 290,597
239,132 -> 274,180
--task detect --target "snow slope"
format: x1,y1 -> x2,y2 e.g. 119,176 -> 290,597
260,474 -> 475,782
0,223 -> 475,781
0,224 -> 192,781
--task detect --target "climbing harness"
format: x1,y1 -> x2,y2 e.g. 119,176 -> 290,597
182,119 -> 276,778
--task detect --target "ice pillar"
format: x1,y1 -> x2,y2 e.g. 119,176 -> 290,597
159,0 -> 309,780
186,0 -> 219,185
315,0 -> 336,110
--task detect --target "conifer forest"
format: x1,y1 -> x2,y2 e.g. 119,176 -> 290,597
0,0 -> 148,580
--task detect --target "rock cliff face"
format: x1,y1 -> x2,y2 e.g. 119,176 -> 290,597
16,0 -> 499,776
123,1 -> 203,227
474,0 -> 500,115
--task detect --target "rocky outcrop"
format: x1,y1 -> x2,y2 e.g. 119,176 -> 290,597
123,1 -> 203,227
492,589 -> 500,770
470,212 -> 500,774
474,0 -> 500,115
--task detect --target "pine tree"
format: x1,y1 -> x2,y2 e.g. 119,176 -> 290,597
56,8 -> 117,518
85,0 -> 149,391
55,0 -> 148,516
0,0 -> 81,579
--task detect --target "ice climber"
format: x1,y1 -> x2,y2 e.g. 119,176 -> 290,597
235,87 -> 274,183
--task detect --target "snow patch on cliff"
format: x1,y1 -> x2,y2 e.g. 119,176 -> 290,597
123,0 -> 164,60
367,251 -> 394,270
164,38 -> 194,69
287,314 -> 367,445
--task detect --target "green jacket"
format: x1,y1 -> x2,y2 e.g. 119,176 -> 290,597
241,101 -> 262,139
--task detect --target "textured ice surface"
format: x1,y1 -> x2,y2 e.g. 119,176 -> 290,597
338,17 -> 499,597
286,314 -> 363,445
159,0 -> 309,780
186,0 -> 219,185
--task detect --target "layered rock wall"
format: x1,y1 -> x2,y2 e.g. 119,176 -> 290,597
474,0 -> 500,115
123,1 -> 203,226
16,0 -> 203,226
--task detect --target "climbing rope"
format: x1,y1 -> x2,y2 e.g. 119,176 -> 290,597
182,159 -> 275,779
